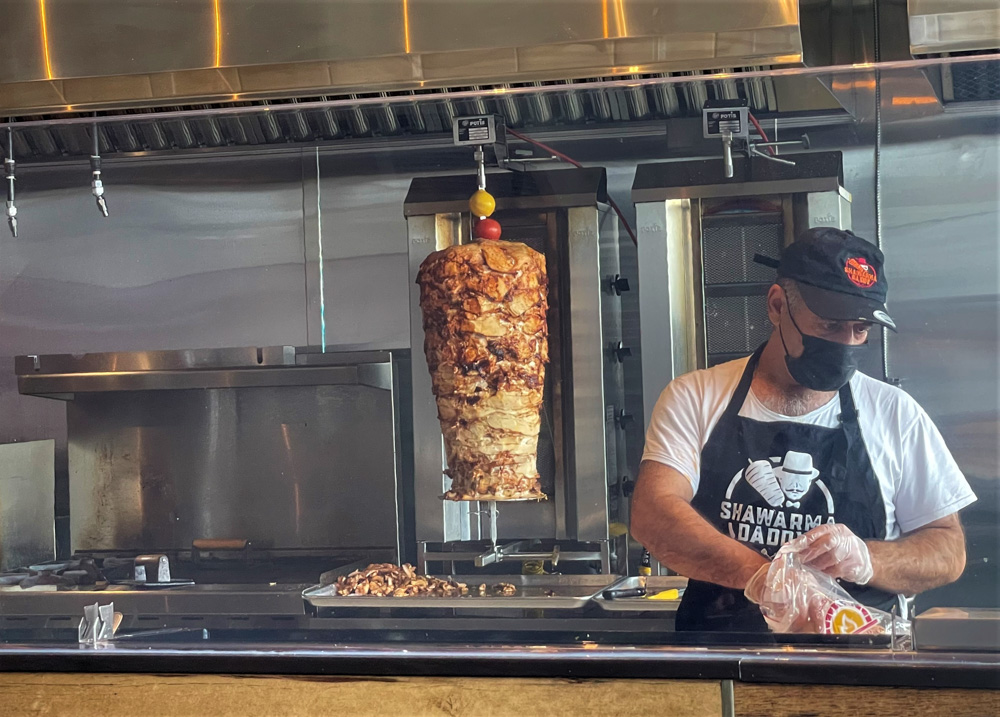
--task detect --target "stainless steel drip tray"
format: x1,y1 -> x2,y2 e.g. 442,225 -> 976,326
303,574 -> 623,613
593,576 -> 688,613
0,584 -> 309,617
914,608 -> 1000,652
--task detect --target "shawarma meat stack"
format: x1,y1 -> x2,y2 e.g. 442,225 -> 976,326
417,239 -> 549,500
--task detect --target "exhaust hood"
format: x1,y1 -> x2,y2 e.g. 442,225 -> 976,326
0,0 -> 803,116
3,2 -> 995,164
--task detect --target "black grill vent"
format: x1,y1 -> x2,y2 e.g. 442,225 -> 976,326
944,60 -> 1000,103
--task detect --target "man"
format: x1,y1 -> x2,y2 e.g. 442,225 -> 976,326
631,228 -> 976,632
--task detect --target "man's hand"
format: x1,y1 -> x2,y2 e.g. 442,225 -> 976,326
745,555 -> 832,633
745,460 -> 785,508
796,524 -> 874,585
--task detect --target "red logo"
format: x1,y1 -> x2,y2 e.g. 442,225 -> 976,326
845,257 -> 877,288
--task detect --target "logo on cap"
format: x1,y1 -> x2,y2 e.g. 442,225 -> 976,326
845,257 -> 877,288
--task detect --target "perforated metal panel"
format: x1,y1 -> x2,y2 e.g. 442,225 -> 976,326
702,221 -> 781,285
705,295 -> 772,355
701,213 -> 781,364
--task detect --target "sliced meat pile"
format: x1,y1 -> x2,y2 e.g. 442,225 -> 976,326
417,239 -> 548,500
333,563 -> 468,597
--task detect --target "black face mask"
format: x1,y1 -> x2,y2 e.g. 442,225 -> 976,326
780,307 -> 867,391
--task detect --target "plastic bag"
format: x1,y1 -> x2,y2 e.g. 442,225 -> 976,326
745,542 -> 911,638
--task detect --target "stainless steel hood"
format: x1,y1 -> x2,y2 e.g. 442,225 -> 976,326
908,0 -> 1000,56
0,0 -> 803,116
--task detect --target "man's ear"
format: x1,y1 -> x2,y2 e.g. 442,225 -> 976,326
766,284 -> 785,328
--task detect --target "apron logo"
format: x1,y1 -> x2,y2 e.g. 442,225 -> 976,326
720,450 -> 836,554
845,257 -> 877,288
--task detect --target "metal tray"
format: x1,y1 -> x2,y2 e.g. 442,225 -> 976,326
593,576 -> 688,613
303,574 -> 623,611
914,607 -> 1000,652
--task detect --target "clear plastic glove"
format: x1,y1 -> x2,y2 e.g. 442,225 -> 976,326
745,542 -> 909,637
744,459 -> 785,508
745,553 -> 833,633
794,523 -> 874,585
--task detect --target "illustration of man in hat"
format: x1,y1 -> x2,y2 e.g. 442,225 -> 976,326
745,450 -> 821,509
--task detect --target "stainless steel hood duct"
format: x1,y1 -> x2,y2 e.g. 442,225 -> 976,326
0,0 -> 803,117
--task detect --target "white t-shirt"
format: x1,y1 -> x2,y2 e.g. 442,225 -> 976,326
642,357 -> 976,540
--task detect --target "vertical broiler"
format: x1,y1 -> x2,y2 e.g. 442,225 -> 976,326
406,167 -> 629,573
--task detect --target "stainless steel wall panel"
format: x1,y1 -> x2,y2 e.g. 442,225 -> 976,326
66,382 -> 400,552
635,198 -> 701,428
1,155 -> 308,354
0,439 -> 55,570
566,205 -> 612,543
315,157 -> 412,350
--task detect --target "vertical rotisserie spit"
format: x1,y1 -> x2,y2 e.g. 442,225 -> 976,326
417,239 -> 549,500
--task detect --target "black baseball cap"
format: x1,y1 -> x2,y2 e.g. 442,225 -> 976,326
759,227 -> 896,331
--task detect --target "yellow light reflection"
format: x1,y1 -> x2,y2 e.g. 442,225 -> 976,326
891,96 -> 937,106
831,78 -> 877,91
213,0 -> 222,67
601,0 -> 609,39
402,0 -> 411,53
779,0 -> 799,24
38,0 -> 54,79
613,0 -> 628,37
627,65 -> 639,73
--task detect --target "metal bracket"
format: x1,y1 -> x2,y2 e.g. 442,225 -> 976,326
475,541 -> 563,568
78,602 -> 121,646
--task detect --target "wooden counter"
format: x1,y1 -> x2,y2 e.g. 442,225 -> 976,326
0,674 -> 996,716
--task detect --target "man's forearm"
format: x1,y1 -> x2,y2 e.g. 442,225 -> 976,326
633,492 -> 767,590
865,518 -> 967,594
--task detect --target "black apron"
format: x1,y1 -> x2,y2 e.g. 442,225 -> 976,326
675,345 -> 899,632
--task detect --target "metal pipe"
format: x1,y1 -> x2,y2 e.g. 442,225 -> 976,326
750,146 -> 796,165
721,130 -> 734,179
5,126 -> 16,237
90,122 -> 109,217
474,145 -> 486,191
752,139 -> 806,149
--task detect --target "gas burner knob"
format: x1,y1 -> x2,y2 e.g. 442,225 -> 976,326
610,274 -> 631,295
615,410 -> 635,429
610,341 -> 632,363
